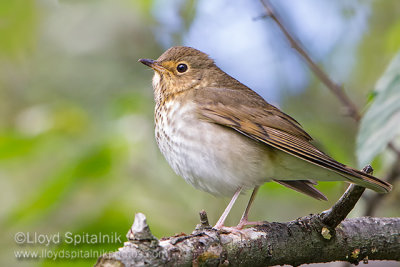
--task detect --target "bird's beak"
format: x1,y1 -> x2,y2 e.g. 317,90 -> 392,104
138,58 -> 165,73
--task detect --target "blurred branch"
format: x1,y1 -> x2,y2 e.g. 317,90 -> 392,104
388,142 -> 400,158
260,0 -> 361,121
260,0 -> 398,217
96,212 -> 400,266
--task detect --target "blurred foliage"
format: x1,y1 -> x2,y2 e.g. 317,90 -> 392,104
0,0 -> 38,58
357,52 -> 400,167
0,1 -> 399,266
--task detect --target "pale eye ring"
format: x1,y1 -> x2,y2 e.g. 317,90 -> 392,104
176,63 -> 188,73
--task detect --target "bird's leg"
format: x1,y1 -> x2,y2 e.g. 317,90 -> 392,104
236,186 -> 267,229
214,187 -> 242,229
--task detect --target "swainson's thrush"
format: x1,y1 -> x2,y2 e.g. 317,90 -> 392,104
139,46 -> 392,229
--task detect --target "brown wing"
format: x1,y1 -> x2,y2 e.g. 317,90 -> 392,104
193,87 -> 392,193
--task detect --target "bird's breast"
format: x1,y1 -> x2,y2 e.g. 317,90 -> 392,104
155,99 -> 274,196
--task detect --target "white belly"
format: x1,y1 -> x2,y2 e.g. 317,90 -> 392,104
155,101 -> 273,196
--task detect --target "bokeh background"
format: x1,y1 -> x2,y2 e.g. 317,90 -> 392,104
1,0 -> 399,266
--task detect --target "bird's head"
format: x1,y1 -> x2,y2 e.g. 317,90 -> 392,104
139,46 -> 225,102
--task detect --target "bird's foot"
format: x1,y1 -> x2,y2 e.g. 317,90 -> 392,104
213,225 -> 245,236
236,218 -> 268,230
213,222 -> 244,235
213,220 -> 268,235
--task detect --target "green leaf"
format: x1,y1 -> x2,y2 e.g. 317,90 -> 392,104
356,52 -> 400,167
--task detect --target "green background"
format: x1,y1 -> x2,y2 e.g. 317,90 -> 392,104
1,1 -> 399,266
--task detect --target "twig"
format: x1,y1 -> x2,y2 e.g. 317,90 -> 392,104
260,0 -> 361,121
321,185 -> 365,228
194,209 -> 212,231
321,165 -> 372,228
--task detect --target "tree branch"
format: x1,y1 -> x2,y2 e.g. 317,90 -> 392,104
96,165 -> 397,266
96,213 -> 400,266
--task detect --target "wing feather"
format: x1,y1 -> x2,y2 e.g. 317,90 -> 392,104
194,87 -> 392,193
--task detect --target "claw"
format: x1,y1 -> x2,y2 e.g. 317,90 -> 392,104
236,218 -> 268,230
214,226 -> 245,236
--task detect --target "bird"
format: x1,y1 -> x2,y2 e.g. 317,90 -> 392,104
139,46 -> 392,230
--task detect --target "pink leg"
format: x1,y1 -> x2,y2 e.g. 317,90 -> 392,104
214,187 -> 242,229
236,186 -> 267,229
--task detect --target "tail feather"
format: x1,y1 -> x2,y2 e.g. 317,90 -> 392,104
344,167 -> 392,193
274,180 -> 328,200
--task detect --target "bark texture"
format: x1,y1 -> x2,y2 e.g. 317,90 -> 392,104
95,214 -> 400,266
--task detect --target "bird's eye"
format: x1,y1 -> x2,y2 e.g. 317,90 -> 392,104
176,63 -> 188,73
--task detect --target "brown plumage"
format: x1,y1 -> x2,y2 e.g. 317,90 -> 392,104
195,86 -> 391,194
139,46 -> 392,229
